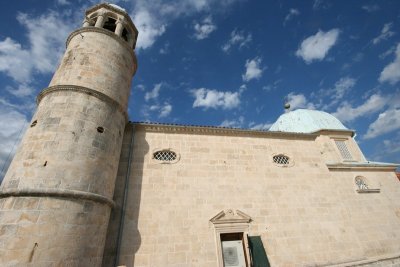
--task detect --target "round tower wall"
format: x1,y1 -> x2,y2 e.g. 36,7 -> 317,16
0,7 -> 137,265
0,196 -> 111,266
49,29 -> 136,110
2,91 -> 126,198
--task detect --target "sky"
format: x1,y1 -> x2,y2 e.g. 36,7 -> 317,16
0,0 -> 399,179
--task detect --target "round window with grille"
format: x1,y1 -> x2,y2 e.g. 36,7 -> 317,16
272,154 -> 292,167
152,149 -> 179,163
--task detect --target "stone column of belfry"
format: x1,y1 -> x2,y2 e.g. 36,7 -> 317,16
0,3 -> 138,266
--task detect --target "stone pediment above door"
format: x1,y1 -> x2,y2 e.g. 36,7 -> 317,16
210,209 -> 252,224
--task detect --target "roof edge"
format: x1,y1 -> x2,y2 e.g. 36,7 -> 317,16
131,121 -> 318,140
313,129 -> 356,137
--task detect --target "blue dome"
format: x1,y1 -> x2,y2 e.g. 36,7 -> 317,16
269,109 -> 348,133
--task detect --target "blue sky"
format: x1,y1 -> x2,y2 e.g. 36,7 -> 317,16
0,0 -> 399,179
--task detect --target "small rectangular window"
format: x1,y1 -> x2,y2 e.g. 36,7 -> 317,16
335,140 -> 352,160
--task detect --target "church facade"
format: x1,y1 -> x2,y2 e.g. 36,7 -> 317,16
1,3 -> 400,267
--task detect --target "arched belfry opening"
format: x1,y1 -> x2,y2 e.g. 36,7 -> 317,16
103,16 -> 117,32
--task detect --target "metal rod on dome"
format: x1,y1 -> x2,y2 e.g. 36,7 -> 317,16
284,96 -> 290,113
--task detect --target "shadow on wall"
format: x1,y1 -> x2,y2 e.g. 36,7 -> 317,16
102,123 -> 148,267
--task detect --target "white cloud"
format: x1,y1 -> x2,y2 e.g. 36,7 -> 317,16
159,103 -> 172,117
0,11 -> 73,87
312,77 -> 356,110
220,116 -> 244,128
249,122 -> 272,130
6,84 -> 35,98
238,84 -> 247,93
159,42 -> 170,54
372,23 -> 395,45
364,109 -> 400,139
379,45 -> 396,59
379,43 -> 400,85
17,12 -> 73,75
287,92 -> 315,110
149,102 -> 172,118
136,84 -> 146,91
333,94 -> 387,123
0,38 -> 31,83
284,8 -> 300,25
313,0 -> 331,10
362,4 -> 380,12
133,8 -> 166,50
296,29 -> 339,64
331,77 -> 356,100
191,88 -> 240,109
0,107 -> 29,180
242,57 -> 263,82
193,16 -> 217,40
56,0 -> 70,5
145,83 -> 162,101
132,0 -> 240,49
222,29 -> 252,53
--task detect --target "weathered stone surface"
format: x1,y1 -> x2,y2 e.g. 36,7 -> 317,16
113,126 -> 400,267
0,3 -> 137,267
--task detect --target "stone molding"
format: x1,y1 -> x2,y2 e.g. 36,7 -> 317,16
356,189 -> 380,193
0,188 -> 115,207
327,162 -> 398,172
133,122 -> 318,140
210,209 -> 252,225
66,27 -> 137,75
314,129 -> 356,137
37,85 -> 128,122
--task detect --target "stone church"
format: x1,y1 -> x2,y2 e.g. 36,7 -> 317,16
1,3 -> 400,267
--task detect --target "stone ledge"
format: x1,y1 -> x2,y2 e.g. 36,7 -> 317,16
356,188 -> 380,193
36,85 -> 128,122
327,163 -> 398,172
0,188 -> 115,208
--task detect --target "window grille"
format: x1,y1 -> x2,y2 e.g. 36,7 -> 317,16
273,154 -> 290,165
355,177 -> 368,190
153,150 -> 177,162
335,140 -> 352,160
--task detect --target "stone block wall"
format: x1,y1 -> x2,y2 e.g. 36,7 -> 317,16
2,91 -> 125,197
0,196 -> 109,266
0,91 -> 126,266
50,30 -> 136,110
116,125 -> 400,267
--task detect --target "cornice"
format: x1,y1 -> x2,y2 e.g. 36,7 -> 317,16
0,188 -> 115,208
66,27 -> 137,76
37,85 -> 128,122
314,129 -> 356,137
132,122 -> 318,140
327,162 -> 399,172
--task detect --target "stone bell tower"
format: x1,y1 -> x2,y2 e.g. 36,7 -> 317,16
0,3 -> 138,266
